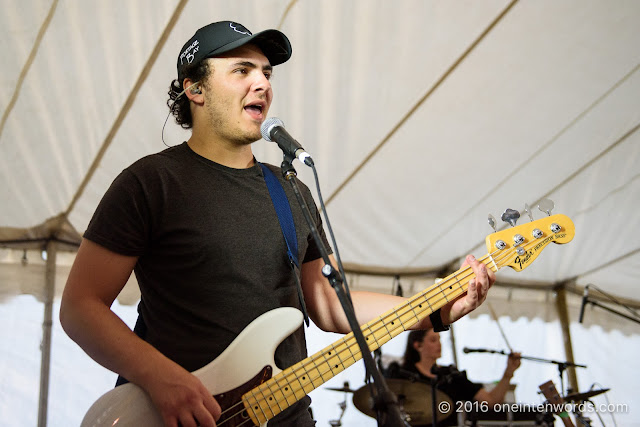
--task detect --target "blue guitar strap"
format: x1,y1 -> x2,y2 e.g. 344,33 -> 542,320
259,163 -> 310,326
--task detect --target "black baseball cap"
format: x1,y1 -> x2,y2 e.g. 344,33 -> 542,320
177,21 -> 292,86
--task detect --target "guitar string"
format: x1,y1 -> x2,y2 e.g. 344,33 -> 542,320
217,250 -> 512,425
218,234 -> 549,425
242,221 -> 572,423
216,247 -> 514,426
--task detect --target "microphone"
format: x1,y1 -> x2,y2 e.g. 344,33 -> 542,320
395,282 -> 403,297
261,117 -> 313,165
462,347 -> 488,353
579,285 -> 590,323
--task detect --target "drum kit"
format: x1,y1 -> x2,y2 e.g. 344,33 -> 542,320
323,374 -> 610,426
322,301 -> 612,427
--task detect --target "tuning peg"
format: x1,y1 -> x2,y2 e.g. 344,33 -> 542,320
538,199 -> 555,216
501,208 -> 521,227
523,203 -> 534,222
488,214 -> 497,232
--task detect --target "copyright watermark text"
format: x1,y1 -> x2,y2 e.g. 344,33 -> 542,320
445,401 -> 629,415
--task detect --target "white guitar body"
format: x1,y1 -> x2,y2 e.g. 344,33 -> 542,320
81,307 -> 304,427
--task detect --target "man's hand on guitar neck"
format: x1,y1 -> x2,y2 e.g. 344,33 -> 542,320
439,254 -> 495,325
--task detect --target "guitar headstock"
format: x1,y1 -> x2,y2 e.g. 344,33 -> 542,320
539,380 -> 576,427
485,213 -> 575,272
539,380 -> 565,406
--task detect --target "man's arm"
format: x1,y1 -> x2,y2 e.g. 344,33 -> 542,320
301,254 -> 494,334
60,238 -> 220,427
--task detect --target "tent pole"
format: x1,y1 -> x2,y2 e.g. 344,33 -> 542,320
37,241 -> 56,427
555,287 -> 579,394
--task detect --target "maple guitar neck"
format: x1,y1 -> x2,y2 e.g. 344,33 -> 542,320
241,255 -> 493,424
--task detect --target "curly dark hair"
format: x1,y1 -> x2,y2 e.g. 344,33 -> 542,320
166,59 -> 212,129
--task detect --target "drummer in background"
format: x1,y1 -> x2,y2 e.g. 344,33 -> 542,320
387,329 -> 521,426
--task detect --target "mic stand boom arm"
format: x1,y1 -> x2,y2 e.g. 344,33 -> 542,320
280,155 -> 407,427
584,300 -> 640,325
464,348 -> 587,367
464,347 -> 586,398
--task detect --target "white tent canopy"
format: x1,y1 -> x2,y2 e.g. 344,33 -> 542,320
2,0 -> 640,303
1,0 -> 639,425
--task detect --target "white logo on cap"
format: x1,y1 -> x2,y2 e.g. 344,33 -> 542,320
230,22 -> 251,35
180,40 -> 200,65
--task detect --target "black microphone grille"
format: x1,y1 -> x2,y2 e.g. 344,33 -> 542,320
260,117 -> 284,142
463,347 -> 471,353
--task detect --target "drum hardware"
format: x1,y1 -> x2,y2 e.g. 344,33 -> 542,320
563,387 -> 610,427
563,388 -> 609,402
326,381 -> 358,393
326,381 -> 351,426
328,400 -> 346,427
352,378 -> 453,426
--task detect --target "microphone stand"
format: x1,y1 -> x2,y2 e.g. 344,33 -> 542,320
280,154 -> 407,427
464,348 -> 586,367
583,298 -> 640,325
430,376 -> 438,427
580,284 -> 640,326
464,348 -> 586,397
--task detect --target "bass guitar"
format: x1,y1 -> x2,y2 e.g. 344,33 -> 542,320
82,213 -> 575,426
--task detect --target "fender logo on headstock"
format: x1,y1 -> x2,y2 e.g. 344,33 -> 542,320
513,250 -> 534,269
514,233 -> 566,269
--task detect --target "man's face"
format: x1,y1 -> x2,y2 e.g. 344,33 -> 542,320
202,44 -> 273,145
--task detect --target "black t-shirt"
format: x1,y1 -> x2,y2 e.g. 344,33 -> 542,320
84,142 -> 330,425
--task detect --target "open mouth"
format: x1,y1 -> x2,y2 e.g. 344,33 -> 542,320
244,105 -> 263,114
244,101 -> 265,120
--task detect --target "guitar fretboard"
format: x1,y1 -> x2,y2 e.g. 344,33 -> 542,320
242,254 -> 500,425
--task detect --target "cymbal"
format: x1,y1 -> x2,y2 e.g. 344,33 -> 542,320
353,379 -> 453,425
564,388 -> 609,402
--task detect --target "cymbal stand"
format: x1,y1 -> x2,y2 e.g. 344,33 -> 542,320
329,399 -> 347,427
573,411 -> 592,427
573,398 -> 604,427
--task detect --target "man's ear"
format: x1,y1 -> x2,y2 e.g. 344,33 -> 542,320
183,79 -> 203,102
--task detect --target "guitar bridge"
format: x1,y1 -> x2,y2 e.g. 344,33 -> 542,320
214,366 -> 272,426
